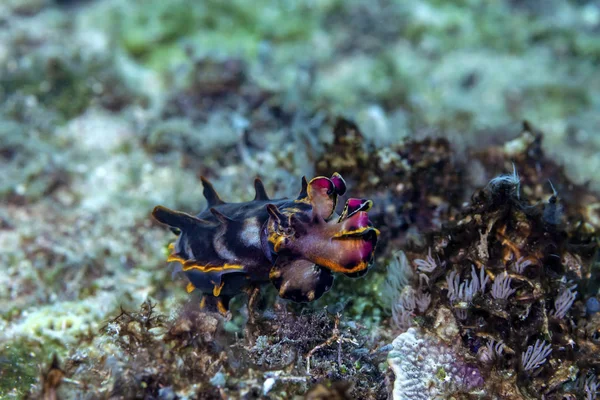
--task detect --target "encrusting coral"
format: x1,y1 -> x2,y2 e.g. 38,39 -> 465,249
388,321 -> 484,399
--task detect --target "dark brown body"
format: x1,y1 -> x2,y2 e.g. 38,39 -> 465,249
152,173 -> 379,314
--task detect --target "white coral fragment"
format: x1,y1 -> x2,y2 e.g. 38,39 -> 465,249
388,327 -> 482,400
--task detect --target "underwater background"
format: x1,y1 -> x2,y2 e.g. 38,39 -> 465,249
1,0 -> 600,399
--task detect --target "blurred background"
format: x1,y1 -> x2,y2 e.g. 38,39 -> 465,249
0,0 -> 599,397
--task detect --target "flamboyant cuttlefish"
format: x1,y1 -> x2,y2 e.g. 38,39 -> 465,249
151,173 -> 379,315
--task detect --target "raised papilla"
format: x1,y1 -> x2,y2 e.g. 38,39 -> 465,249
152,173 -> 379,315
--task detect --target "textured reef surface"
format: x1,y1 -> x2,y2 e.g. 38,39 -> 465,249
0,0 -> 599,399
385,127 -> 600,398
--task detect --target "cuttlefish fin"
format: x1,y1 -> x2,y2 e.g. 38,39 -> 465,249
201,176 -> 225,207
152,206 -> 211,230
253,178 -> 270,201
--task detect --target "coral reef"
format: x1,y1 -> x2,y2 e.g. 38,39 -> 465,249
1,0 -> 599,399
386,129 -> 600,399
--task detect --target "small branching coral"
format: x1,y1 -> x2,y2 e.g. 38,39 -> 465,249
521,339 -> 552,372
490,271 -> 516,300
446,265 -> 487,304
414,248 -> 441,273
391,287 -> 417,330
385,251 -> 433,330
477,339 -> 505,364
382,251 -> 413,299
447,270 -> 471,303
414,291 -> 431,314
383,251 -> 413,329
550,284 -> 577,319
513,256 -> 533,274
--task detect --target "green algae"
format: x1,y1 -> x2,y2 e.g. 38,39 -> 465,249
93,0 -> 340,71
0,52 -> 130,120
0,343 -> 39,398
0,339 -> 63,398
320,272 -> 387,330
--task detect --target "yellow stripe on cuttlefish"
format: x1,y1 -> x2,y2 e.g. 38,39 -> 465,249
167,252 -> 245,273
167,253 -> 186,263
217,300 -> 228,315
311,256 -> 370,274
182,263 -> 244,273
213,281 -> 225,297
332,226 -> 379,238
